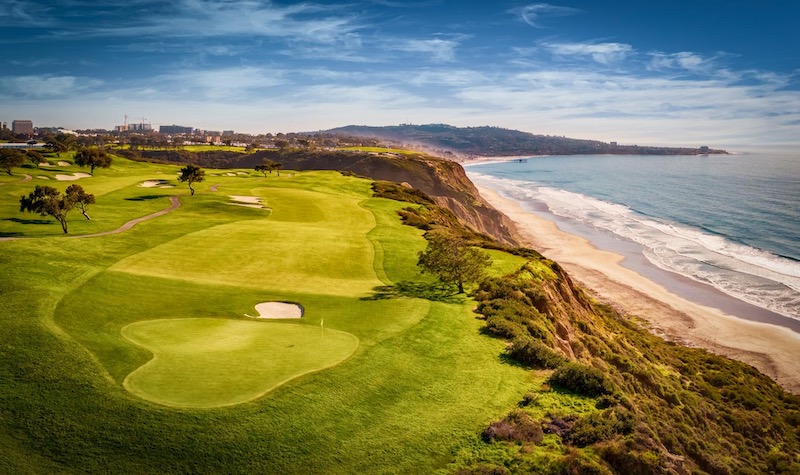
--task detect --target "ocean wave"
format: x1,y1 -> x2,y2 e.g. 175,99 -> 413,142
473,173 -> 800,320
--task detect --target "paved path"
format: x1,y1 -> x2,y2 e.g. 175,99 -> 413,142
0,196 -> 181,242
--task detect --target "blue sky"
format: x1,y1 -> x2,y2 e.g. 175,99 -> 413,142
2,0 -> 798,148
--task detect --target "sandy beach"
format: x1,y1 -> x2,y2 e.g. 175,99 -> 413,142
476,184 -> 800,394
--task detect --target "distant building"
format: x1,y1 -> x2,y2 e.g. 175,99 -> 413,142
12,120 -> 34,135
222,130 -> 235,136
160,125 -> 194,134
610,141 -> 618,146
699,146 -> 710,153
129,123 -> 152,132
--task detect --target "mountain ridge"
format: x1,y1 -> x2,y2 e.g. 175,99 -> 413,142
320,124 -> 727,157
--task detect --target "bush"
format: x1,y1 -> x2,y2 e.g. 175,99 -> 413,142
509,337 -> 566,369
548,363 -> 613,397
482,410 -> 544,444
563,409 -> 635,447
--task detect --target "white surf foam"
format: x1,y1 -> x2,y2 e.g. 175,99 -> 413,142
473,173 -> 800,320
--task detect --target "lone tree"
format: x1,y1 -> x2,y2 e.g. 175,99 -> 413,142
74,147 -> 112,174
417,231 -> 491,293
178,164 -> 205,195
0,149 -> 26,175
65,184 -> 95,220
19,184 -> 94,233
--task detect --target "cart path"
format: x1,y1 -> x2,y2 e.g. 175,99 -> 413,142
0,196 -> 181,242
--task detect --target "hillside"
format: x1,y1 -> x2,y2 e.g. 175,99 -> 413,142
0,150 -> 796,474
321,124 -> 727,157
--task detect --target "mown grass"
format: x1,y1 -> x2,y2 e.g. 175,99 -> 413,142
0,159 -> 532,473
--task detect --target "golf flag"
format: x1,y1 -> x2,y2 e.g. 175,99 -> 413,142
321,319 -> 324,326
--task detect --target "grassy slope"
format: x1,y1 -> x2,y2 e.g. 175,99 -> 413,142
0,154 -> 531,473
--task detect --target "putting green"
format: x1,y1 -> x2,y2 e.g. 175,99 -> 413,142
122,318 -> 359,408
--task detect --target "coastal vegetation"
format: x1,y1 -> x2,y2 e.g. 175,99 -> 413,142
0,148 -> 796,474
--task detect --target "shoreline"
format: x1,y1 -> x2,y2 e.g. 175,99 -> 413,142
475,183 -> 800,394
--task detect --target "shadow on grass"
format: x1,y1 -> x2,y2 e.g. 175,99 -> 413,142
362,280 -> 467,304
0,231 -> 24,237
126,195 -> 167,201
5,217 -> 52,225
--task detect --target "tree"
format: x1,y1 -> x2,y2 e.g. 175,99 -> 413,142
178,164 -> 205,195
25,150 -> 45,167
65,184 -> 95,220
74,147 -> 112,174
273,161 -> 283,176
0,149 -> 26,175
255,159 -> 279,177
19,185 -> 94,233
45,132 -> 76,157
417,231 -> 491,293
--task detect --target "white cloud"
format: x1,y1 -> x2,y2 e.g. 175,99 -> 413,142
512,3 -> 581,28
0,75 -> 103,99
648,51 -> 714,74
543,42 -> 633,65
393,37 -> 461,62
77,0 -> 362,44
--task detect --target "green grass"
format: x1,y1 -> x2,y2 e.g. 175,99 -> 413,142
0,159 -> 532,473
336,146 -> 419,155
122,318 -> 359,408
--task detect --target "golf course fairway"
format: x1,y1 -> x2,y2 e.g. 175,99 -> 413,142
0,154 -> 531,474
122,318 -> 359,408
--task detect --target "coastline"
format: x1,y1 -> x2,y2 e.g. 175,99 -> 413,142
475,183 -> 800,394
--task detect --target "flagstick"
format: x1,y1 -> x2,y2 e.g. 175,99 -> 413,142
321,318 -> 324,340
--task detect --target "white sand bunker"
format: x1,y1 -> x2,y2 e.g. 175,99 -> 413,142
139,180 -> 174,188
57,161 -> 71,166
37,176 -> 49,180
236,172 -> 249,175
224,172 -> 237,176
247,302 -> 303,319
40,162 -> 51,166
55,172 -> 92,181
228,195 -> 266,209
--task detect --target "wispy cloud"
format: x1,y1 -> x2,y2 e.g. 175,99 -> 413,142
67,0 -> 363,44
511,3 -> 581,28
393,37 -> 462,62
543,42 -> 633,65
0,74 -> 103,99
0,0 -> 52,26
147,66 -> 285,101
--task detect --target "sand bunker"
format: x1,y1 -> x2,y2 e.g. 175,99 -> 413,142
40,162 -> 51,166
37,176 -> 49,180
57,161 -> 71,166
228,195 -> 266,209
247,302 -> 303,319
139,180 -> 174,188
236,172 -> 249,175
224,172 -> 237,176
55,172 -> 92,181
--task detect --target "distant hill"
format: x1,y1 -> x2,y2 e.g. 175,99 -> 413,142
321,124 -> 726,157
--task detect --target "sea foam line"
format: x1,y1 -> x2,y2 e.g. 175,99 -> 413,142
473,173 -> 800,320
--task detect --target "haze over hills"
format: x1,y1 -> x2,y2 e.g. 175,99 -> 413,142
321,124 -> 727,158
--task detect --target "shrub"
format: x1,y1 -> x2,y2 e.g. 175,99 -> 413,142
509,337 -> 566,369
482,410 -> 544,444
548,363 -> 613,397
563,409 -> 635,447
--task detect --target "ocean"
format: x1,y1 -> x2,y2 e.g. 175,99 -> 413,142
466,153 -> 800,324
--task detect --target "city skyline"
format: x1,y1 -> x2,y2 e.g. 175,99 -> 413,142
2,1 -> 798,150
